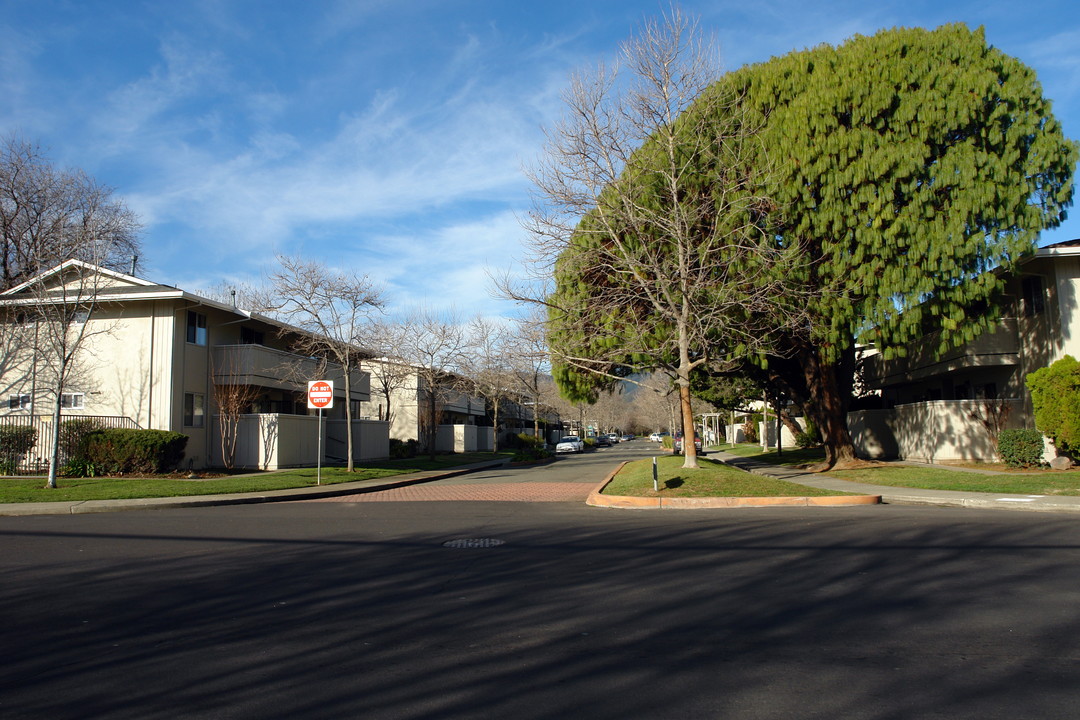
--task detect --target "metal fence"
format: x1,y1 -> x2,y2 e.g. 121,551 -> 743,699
0,415 -> 140,475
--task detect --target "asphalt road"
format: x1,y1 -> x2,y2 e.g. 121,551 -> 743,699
2,442 -> 1079,719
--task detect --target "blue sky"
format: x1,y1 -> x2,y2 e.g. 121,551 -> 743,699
2,0 -> 1078,319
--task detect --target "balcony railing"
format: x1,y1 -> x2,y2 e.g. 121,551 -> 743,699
862,317 -> 1020,387
212,344 -> 370,398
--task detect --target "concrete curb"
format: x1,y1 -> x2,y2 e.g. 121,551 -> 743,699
0,459 -> 510,516
586,461 -> 881,510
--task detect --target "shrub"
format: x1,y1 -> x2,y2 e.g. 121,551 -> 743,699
512,445 -> 552,462
661,436 -> 674,450
389,438 -> 418,459
60,418 -> 104,461
83,429 -> 188,475
794,418 -> 820,449
997,428 -> 1045,468
515,432 -> 545,448
62,458 -> 99,478
1026,356 -> 1080,456
0,425 -> 36,474
742,420 -> 759,444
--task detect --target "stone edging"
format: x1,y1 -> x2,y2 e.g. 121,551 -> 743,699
586,462 -> 881,509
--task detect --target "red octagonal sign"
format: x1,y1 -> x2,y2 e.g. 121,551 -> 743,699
307,380 -> 334,410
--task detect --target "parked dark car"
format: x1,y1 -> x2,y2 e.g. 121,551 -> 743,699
593,434 -> 612,447
673,434 -> 703,455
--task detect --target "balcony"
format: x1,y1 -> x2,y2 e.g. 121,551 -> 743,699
211,344 -> 370,399
862,318 -> 1020,388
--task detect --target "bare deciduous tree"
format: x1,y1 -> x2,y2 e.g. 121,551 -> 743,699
211,351 -> 263,470
0,135 -> 141,289
265,255 -> 383,472
393,308 -> 470,459
357,318 -> 418,428
507,8 -> 803,469
508,309 -> 552,441
460,316 -> 517,453
1,259 -> 119,487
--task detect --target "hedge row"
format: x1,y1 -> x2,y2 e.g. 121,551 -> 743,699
80,429 -> 189,475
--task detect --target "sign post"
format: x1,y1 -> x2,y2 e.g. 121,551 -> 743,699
307,380 -> 334,485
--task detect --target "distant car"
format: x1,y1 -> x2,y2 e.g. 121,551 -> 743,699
606,433 -> 620,443
622,434 -> 634,442
674,434 -> 703,455
556,436 -> 585,453
593,435 -> 612,447
649,432 -> 670,443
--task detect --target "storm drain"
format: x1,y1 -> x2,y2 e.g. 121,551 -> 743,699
442,538 -> 506,549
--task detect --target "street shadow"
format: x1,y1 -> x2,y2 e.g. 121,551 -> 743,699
2,506 -> 1080,718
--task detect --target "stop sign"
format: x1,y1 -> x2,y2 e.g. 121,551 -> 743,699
307,380 -> 334,410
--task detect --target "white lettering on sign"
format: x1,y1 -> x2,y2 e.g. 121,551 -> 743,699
307,380 -> 335,409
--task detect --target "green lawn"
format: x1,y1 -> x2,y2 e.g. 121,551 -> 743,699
602,455 -> 853,498
717,444 -> 1080,495
0,452 -> 511,503
825,466 -> 1080,496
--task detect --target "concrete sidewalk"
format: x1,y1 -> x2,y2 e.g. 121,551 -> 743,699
713,451 -> 1080,514
0,459 -> 510,517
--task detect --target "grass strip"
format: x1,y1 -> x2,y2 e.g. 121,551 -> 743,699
603,455 -> 854,498
826,466 -> 1080,496
719,444 -> 1080,495
0,452 -> 511,503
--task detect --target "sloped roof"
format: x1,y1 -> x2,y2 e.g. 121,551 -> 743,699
1038,238 -> 1080,255
0,259 -> 376,355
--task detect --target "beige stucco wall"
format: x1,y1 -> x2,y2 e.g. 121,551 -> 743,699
218,413 -> 323,469
326,419 -> 389,461
1051,255 -> 1080,361
0,300 -> 177,429
849,400 -> 1029,463
216,414 -> 389,469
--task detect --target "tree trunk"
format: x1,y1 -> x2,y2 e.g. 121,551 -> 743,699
801,346 -> 858,469
678,382 -> 699,468
343,369 -> 355,472
46,394 -> 62,489
777,407 -> 803,438
427,388 -> 438,460
532,387 -> 540,440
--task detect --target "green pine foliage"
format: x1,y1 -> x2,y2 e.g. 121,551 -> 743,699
719,23 -> 1077,362
1026,355 -> 1080,456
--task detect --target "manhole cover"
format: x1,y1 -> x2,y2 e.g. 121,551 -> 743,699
442,538 -> 506,549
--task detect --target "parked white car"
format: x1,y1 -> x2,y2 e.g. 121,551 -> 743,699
556,436 -> 585,453
648,432 -> 670,443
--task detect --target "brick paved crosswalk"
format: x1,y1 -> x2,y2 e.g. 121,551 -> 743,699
303,482 -> 595,503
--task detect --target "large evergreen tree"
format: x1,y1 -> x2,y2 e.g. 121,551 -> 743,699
719,24 -> 1077,467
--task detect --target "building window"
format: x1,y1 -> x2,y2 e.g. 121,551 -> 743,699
71,308 -> 90,324
184,392 -> 205,427
186,311 -> 208,345
8,394 -> 30,410
61,393 -> 85,409
240,326 -> 264,345
1022,276 -> 1045,317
